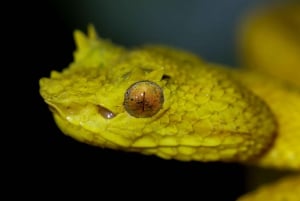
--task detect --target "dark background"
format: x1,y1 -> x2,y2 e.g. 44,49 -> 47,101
10,0 -> 290,200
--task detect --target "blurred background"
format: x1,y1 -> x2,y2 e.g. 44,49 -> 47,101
14,0 -> 296,200
51,0 -> 289,66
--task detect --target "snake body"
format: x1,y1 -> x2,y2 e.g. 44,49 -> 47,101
39,4 -> 300,201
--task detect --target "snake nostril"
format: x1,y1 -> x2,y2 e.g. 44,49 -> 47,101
97,105 -> 116,119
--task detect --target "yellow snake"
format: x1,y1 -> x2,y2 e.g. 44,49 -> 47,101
39,3 -> 300,201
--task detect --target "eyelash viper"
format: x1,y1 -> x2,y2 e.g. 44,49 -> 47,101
39,3 -> 300,201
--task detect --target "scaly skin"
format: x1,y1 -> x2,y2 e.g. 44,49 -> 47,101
40,26 -> 277,163
39,4 -> 300,200
233,71 -> 300,170
236,3 -> 300,200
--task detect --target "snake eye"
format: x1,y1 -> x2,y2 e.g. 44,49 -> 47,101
124,81 -> 164,118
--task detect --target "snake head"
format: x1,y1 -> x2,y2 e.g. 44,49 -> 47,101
39,25 -> 276,162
